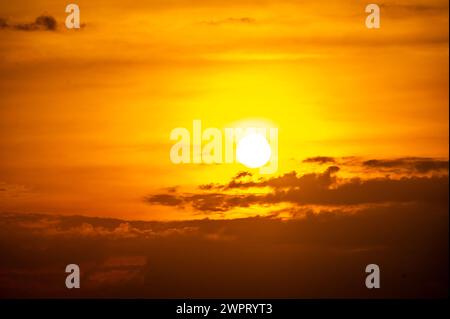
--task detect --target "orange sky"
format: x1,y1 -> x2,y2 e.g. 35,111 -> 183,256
0,0 -> 449,299
0,0 -> 448,220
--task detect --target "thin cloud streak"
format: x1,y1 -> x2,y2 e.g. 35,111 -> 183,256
0,15 -> 57,31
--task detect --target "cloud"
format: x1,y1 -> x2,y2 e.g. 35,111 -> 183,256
362,157 -> 449,174
0,15 -> 57,31
0,206 -> 447,298
146,194 -> 183,206
0,18 -> 7,29
0,182 -> 29,198
234,171 -> 253,179
277,174 -> 449,206
200,166 -> 340,191
303,156 -> 336,164
2,213 -> 197,239
146,192 -> 257,212
302,156 -> 448,174
146,164 -> 448,212
197,166 -> 339,192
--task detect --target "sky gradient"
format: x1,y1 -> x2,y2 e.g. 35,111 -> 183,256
0,0 -> 448,298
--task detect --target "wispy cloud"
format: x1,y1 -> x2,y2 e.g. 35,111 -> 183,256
303,156 -> 337,164
304,156 -> 449,174
0,15 -> 57,31
362,157 -> 449,173
200,17 -> 256,26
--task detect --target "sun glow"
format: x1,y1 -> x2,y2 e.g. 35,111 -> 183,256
236,132 -> 272,168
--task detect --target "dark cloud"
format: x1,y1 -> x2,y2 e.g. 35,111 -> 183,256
0,15 -> 57,31
0,18 -> 8,29
234,171 -> 252,179
199,166 -> 340,191
302,156 -> 448,174
303,156 -> 336,164
198,183 -> 217,190
363,157 -> 449,174
0,206 -> 447,298
199,171 -> 254,190
147,165 -> 448,212
277,174 -> 449,206
144,194 -> 183,206
148,192 -> 259,213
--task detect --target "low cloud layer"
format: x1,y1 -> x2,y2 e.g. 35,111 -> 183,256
0,206 -> 447,298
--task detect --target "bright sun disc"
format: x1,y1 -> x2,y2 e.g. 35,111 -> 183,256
236,133 -> 271,168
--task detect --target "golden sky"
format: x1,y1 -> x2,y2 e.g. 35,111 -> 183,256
0,0 -> 448,220
0,0 -> 449,299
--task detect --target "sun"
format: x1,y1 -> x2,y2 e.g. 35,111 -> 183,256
236,132 -> 272,168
